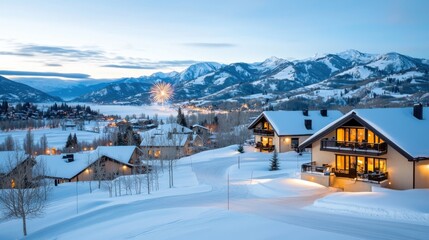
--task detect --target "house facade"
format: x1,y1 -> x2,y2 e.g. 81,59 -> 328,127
140,123 -> 193,158
0,151 -> 33,188
299,105 -> 429,191
248,110 -> 343,152
35,146 -> 139,184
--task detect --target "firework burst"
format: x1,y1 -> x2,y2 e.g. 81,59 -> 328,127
150,82 -> 174,105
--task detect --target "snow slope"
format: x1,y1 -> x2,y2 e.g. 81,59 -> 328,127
1,146 -> 428,239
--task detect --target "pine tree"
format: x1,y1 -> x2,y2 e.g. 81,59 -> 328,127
237,144 -> 244,153
269,150 -> 279,171
72,134 -> 78,148
176,107 -> 187,127
65,133 -> 73,148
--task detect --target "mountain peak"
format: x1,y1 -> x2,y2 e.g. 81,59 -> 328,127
260,56 -> 288,68
179,62 -> 223,81
337,49 -> 375,63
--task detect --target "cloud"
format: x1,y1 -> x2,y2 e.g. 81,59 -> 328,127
183,42 -> 236,48
19,45 -> 104,59
0,70 -> 90,79
0,51 -> 34,57
45,63 -> 62,67
102,60 -> 200,70
101,64 -> 158,69
157,60 -> 200,65
2,41 -> 203,72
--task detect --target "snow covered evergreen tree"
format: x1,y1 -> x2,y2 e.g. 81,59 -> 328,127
269,150 -> 279,171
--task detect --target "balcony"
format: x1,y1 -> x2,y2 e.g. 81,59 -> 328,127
320,139 -> 387,156
253,128 -> 274,136
301,162 -> 389,184
333,168 -> 388,182
255,142 -> 275,152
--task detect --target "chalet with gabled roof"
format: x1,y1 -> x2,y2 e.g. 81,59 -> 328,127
248,110 -> 343,152
35,146 -> 140,185
299,104 -> 429,191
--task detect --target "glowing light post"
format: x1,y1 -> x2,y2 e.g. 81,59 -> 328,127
150,82 -> 174,108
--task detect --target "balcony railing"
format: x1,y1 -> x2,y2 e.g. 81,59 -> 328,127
320,139 -> 387,155
333,168 -> 389,182
255,142 -> 275,152
301,162 -> 388,183
253,128 -> 274,136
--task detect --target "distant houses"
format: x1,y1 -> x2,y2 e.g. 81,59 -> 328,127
299,104 -> 429,191
248,110 -> 343,152
140,123 -> 194,159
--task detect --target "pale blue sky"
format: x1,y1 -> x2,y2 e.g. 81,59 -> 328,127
0,0 -> 428,78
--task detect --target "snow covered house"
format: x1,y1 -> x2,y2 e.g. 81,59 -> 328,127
35,146 -> 140,184
299,104 -> 429,191
140,123 -> 193,158
0,151 -> 33,188
191,124 -> 210,148
248,110 -> 343,152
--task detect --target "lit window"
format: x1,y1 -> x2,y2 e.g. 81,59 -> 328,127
337,128 -> 344,142
367,158 -> 374,172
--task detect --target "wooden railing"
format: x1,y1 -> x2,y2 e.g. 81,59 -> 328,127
253,128 -> 274,136
320,139 -> 387,155
255,142 -> 275,152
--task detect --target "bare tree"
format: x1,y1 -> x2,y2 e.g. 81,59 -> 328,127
22,129 -> 34,155
0,150 -> 50,237
40,134 -> 48,155
4,135 -> 15,151
92,150 -> 107,189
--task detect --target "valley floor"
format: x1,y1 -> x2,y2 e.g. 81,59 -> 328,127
1,146 -> 428,239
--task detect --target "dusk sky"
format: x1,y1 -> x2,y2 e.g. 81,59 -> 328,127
0,0 -> 428,79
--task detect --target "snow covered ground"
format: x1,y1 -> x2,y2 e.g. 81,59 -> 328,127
70,103 -> 179,118
0,103 -> 180,149
0,127 -> 106,149
1,145 -> 428,239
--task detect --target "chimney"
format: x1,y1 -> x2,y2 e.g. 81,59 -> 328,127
62,154 -> 74,162
320,109 -> 327,117
413,103 -> 423,120
304,119 -> 312,130
302,109 -> 308,116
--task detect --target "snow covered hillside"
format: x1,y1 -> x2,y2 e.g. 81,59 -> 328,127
1,146 -> 428,239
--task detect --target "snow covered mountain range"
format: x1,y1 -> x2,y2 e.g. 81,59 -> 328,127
3,50 -> 429,107
0,76 -> 62,102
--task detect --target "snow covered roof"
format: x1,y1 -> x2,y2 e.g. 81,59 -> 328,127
248,110 -> 343,136
143,123 -> 193,136
0,151 -> 29,174
192,124 -> 209,131
36,152 -> 97,179
35,146 -> 137,179
300,107 -> 429,160
140,133 -> 189,147
94,146 -> 137,165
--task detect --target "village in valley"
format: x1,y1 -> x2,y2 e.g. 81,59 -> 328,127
1,1 -> 429,239
0,99 -> 428,239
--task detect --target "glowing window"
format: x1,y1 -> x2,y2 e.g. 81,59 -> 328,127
337,128 -> 344,142
367,158 -> 374,172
